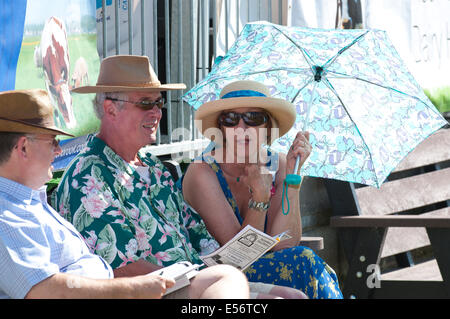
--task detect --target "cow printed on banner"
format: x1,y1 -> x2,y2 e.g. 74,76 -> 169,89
34,16 -> 77,129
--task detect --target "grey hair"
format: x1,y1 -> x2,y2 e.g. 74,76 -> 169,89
94,92 -> 128,119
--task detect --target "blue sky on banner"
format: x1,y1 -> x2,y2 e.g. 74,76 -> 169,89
25,0 -> 94,24
0,0 -> 27,92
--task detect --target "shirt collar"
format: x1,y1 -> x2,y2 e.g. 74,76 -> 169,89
89,134 -> 150,177
0,176 -> 47,203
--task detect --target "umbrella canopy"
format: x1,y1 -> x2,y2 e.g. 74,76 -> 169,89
183,21 -> 448,188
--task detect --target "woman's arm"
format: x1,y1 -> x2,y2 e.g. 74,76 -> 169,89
265,153 -> 302,249
265,132 -> 311,249
237,164 -> 274,232
182,162 -> 259,245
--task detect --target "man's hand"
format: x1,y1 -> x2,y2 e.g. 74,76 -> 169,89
129,274 -> 176,299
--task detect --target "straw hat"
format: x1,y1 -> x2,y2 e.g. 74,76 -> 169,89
195,80 -> 296,142
71,55 -> 186,93
0,89 -> 73,136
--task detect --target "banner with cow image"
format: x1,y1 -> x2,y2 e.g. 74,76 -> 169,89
14,0 -> 100,138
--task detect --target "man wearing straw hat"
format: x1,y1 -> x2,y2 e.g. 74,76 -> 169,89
0,89 -> 250,299
54,55 -> 306,299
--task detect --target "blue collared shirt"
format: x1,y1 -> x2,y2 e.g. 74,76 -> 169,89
0,177 -> 113,299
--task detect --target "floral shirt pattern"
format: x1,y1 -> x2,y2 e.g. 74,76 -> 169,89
53,135 -> 219,269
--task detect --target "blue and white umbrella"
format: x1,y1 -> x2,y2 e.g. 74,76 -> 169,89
183,21 -> 447,188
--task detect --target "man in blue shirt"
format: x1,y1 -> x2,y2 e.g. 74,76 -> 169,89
0,89 -> 249,299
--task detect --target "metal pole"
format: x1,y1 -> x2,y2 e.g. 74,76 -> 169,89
190,0 -> 195,140
153,0 -> 158,68
202,0 -> 208,77
178,0 -> 184,137
141,0 -> 145,56
236,0 -> 239,36
154,0 -> 160,144
165,0 -> 172,143
225,0 -> 229,51
268,0 -> 272,22
102,0 -> 107,58
257,0 -> 261,20
279,0 -> 283,24
212,0 -> 217,62
128,0 -> 133,54
115,0 -> 120,54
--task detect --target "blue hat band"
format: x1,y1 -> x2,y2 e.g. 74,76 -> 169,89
221,90 -> 267,99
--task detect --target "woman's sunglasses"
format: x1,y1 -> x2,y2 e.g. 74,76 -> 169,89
218,111 -> 269,127
106,97 -> 165,110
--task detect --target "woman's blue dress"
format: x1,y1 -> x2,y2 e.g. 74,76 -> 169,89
200,155 -> 343,299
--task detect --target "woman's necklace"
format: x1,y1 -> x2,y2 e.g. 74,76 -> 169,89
221,164 -> 245,183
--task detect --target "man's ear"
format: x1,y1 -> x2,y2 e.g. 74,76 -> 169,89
14,136 -> 31,159
103,99 -> 119,119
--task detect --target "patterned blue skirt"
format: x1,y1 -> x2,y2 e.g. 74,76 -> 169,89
244,246 -> 343,299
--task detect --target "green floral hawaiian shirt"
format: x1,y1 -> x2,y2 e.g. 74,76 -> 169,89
53,135 -> 219,269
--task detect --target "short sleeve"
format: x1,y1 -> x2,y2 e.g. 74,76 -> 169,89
0,209 -> 59,298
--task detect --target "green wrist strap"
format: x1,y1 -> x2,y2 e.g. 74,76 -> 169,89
282,174 -> 302,215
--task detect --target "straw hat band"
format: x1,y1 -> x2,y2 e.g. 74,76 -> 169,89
194,80 -> 297,144
221,90 -> 267,99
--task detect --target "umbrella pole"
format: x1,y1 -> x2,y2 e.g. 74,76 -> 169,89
282,80 -> 318,214
294,156 -> 301,174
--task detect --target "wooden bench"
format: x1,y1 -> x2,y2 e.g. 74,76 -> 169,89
162,159 -> 324,251
325,128 -> 450,298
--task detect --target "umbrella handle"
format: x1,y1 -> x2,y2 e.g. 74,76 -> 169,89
282,156 -> 302,215
293,155 -> 301,175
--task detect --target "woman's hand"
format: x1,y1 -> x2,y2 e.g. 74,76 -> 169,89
285,131 -> 311,175
239,164 -> 272,203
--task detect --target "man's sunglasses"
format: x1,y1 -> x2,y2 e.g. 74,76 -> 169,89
218,111 -> 269,127
106,97 -> 165,110
28,136 -> 60,150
